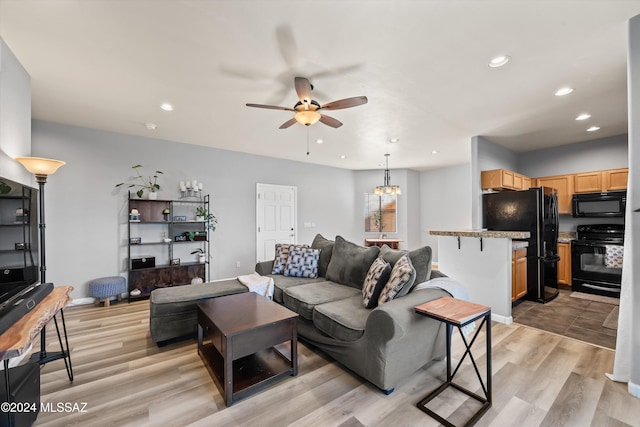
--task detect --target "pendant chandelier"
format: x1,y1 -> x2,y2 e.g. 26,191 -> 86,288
374,154 -> 401,195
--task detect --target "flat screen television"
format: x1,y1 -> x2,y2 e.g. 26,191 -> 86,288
0,176 -> 39,305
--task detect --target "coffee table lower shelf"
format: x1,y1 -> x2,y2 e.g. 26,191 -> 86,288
199,343 -> 294,402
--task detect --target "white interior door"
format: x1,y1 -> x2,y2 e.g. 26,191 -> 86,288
256,183 -> 297,263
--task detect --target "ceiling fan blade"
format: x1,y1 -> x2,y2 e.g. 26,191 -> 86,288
294,77 -> 313,104
279,117 -> 298,129
246,103 -> 294,111
319,114 -> 343,128
307,63 -> 363,80
321,96 -> 368,110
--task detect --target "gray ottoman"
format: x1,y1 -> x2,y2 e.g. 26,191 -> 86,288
149,279 -> 248,344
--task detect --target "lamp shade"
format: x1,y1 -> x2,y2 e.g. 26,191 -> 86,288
15,157 -> 66,176
294,110 -> 321,126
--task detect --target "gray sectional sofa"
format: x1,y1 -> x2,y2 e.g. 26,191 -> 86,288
255,234 -> 450,393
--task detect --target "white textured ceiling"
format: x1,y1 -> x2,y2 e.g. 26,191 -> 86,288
1,0 -> 639,171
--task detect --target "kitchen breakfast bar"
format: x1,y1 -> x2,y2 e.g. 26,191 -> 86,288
430,230 -> 530,324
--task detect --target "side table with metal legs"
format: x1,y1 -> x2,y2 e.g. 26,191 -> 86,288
414,297 -> 492,427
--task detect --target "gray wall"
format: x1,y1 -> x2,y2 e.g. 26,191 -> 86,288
420,163 -> 472,262
517,134 -> 628,176
0,38 -> 31,185
471,135 -> 518,228
30,120 -> 359,299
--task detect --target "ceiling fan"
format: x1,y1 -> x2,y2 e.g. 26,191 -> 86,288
246,77 -> 368,129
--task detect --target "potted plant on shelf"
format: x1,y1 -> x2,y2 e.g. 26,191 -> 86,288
195,206 -> 217,231
115,164 -> 163,199
190,248 -> 207,263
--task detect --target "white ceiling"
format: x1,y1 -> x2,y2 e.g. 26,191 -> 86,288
1,0 -> 639,171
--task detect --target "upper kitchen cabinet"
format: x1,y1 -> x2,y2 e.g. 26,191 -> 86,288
534,174 -> 574,214
481,169 -> 531,191
604,168 -> 629,191
574,168 -> 628,193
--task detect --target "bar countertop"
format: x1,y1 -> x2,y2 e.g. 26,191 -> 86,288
429,229 -> 531,239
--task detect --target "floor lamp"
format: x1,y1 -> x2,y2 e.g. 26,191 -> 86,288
15,156 -> 65,360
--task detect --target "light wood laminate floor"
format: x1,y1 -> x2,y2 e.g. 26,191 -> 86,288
30,300 -> 638,427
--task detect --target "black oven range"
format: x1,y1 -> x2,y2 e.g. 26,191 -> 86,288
571,224 -> 624,298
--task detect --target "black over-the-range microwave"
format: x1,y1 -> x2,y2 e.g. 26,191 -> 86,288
572,191 -> 626,217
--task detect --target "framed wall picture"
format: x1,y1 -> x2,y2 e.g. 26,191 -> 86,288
364,193 -> 397,233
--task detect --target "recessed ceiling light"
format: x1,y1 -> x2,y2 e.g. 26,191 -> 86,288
586,126 -> 600,132
145,123 -> 157,130
315,139 -> 323,144
431,150 -> 439,154
575,113 -> 591,121
488,55 -> 510,68
160,102 -> 174,111
389,138 -> 400,143
555,87 -> 574,96
340,155 -> 346,159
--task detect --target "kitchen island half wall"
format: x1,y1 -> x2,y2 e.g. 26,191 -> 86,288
430,230 -> 530,324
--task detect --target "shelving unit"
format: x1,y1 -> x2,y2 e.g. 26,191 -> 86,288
126,194 -> 210,301
0,184 -> 38,287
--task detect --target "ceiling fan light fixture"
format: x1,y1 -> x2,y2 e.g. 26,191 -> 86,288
295,110 -> 321,126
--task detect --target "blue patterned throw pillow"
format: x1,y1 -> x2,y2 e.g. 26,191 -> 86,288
284,246 -> 320,278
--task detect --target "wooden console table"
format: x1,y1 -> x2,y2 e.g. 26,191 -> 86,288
0,286 -> 74,427
364,238 -> 402,249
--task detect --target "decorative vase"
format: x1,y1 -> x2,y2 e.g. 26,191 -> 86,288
148,192 -> 158,200
198,254 -> 206,263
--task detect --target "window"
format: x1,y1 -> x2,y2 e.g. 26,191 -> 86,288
364,193 -> 397,233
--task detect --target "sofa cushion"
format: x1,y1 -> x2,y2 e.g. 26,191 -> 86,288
271,243 -> 291,274
284,246 -> 320,278
362,257 -> 392,308
311,234 -> 334,277
379,244 -> 432,292
378,254 -> 416,305
283,281 -> 360,320
325,236 -> 380,289
313,295 -> 370,342
270,275 -> 327,304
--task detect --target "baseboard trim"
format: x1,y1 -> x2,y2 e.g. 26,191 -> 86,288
629,380 -> 640,398
70,297 -> 95,306
491,313 -> 512,325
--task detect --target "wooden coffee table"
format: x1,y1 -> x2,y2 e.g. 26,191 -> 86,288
196,292 -> 298,406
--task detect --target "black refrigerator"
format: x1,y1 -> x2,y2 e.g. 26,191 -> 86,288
483,187 -> 560,303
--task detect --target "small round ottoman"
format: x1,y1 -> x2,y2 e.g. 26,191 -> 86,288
88,276 -> 127,307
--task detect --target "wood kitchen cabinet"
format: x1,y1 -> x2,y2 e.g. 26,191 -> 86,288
481,169 -> 531,191
574,168 -> 628,193
574,171 -> 602,193
534,174 -> 574,214
512,247 -> 528,301
603,168 -> 628,191
557,242 -> 571,286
